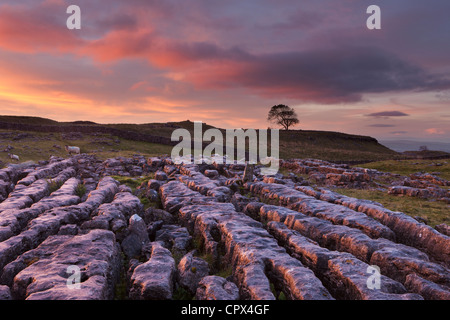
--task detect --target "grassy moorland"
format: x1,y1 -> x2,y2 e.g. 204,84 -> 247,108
360,159 -> 450,181
0,115 -> 400,164
0,129 -> 173,165
335,158 -> 450,227
334,188 -> 449,227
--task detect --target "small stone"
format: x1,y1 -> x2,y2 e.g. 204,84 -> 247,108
0,285 -> 12,300
204,170 -> 219,179
177,251 -> 210,294
58,224 -> 79,236
155,171 -> 168,181
195,276 -> 240,300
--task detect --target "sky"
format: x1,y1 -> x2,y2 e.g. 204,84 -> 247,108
0,0 -> 449,142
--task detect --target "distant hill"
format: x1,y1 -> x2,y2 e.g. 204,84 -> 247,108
381,139 -> 450,153
0,115 -> 400,163
0,115 -> 59,125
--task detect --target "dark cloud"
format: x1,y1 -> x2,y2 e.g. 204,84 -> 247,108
368,124 -> 396,127
367,111 -> 410,117
390,131 -> 408,134
192,46 -> 450,103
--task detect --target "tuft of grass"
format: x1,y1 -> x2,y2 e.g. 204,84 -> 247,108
114,252 -> 128,300
172,251 -> 185,266
172,286 -> 194,300
111,174 -> 155,192
199,253 -> 215,267
47,179 -> 63,194
111,174 -> 162,211
270,282 -> 286,300
75,183 -> 87,198
214,266 -> 233,279
192,235 -> 204,252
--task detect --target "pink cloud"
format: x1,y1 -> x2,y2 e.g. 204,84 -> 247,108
425,128 -> 445,135
0,3 -> 84,54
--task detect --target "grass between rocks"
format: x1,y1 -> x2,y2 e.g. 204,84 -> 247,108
114,253 -> 129,300
173,286 -> 194,300
280,160 -> 449,228
47,179 -> 64,194
359,159 -> 450,181
75,183 -> 87,198
334,188 -> 449,228
110,174 -> 155,192
110,174 -> 161,210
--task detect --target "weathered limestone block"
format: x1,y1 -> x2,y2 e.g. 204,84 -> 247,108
121,214 -> 150,258
267,221 -> 422,300
0,285 -> 12,300
325,255 -> 421,300
160,181 -> 206,214
155,171 -> 168,181
143,207 -> 175,225
15,159 -> 73,187
289,198 -> 395,240
231,193 -> 257,212
204,169 -> 219,179
177,251 -> 210,294
370,246 -> 450,286
404,273 -> 450,300
155,225 -> 192,257
0,178 -> 81,243
129,242 -> 176,300
290,188 -> 450,266
0,177 -> 119,275
206,186 -> 232,202
179,171 -> 222,196
219,215 -> 333,300
195,276 -> 240,300
9,229 -> 121,300
147,179 -> 164,191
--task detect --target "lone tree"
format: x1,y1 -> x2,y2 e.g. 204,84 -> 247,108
267,104 -> 299,130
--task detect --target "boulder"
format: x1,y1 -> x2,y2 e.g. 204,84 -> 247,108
155,225 -> 192,257
195,276 -> 240,300
7,229 -> 121,300
129,242 -> 176,300
121,214 -> 150,258
177,251 -> 210,294
405,273 -> 450,300
155,171 -> 168,181
143,207 -> 175,224
0,285 -> 11,300
204,170 -> 219,179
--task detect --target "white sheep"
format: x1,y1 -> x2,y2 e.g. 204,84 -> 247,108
8,153 -> 19,161
65,145 -> 81,155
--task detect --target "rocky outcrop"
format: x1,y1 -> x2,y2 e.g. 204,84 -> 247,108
161,181 -> 333,300
267,221 -> 421,300
0,154 -> 448,300
308,188 -> 450,265
245,203 -> 449,298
